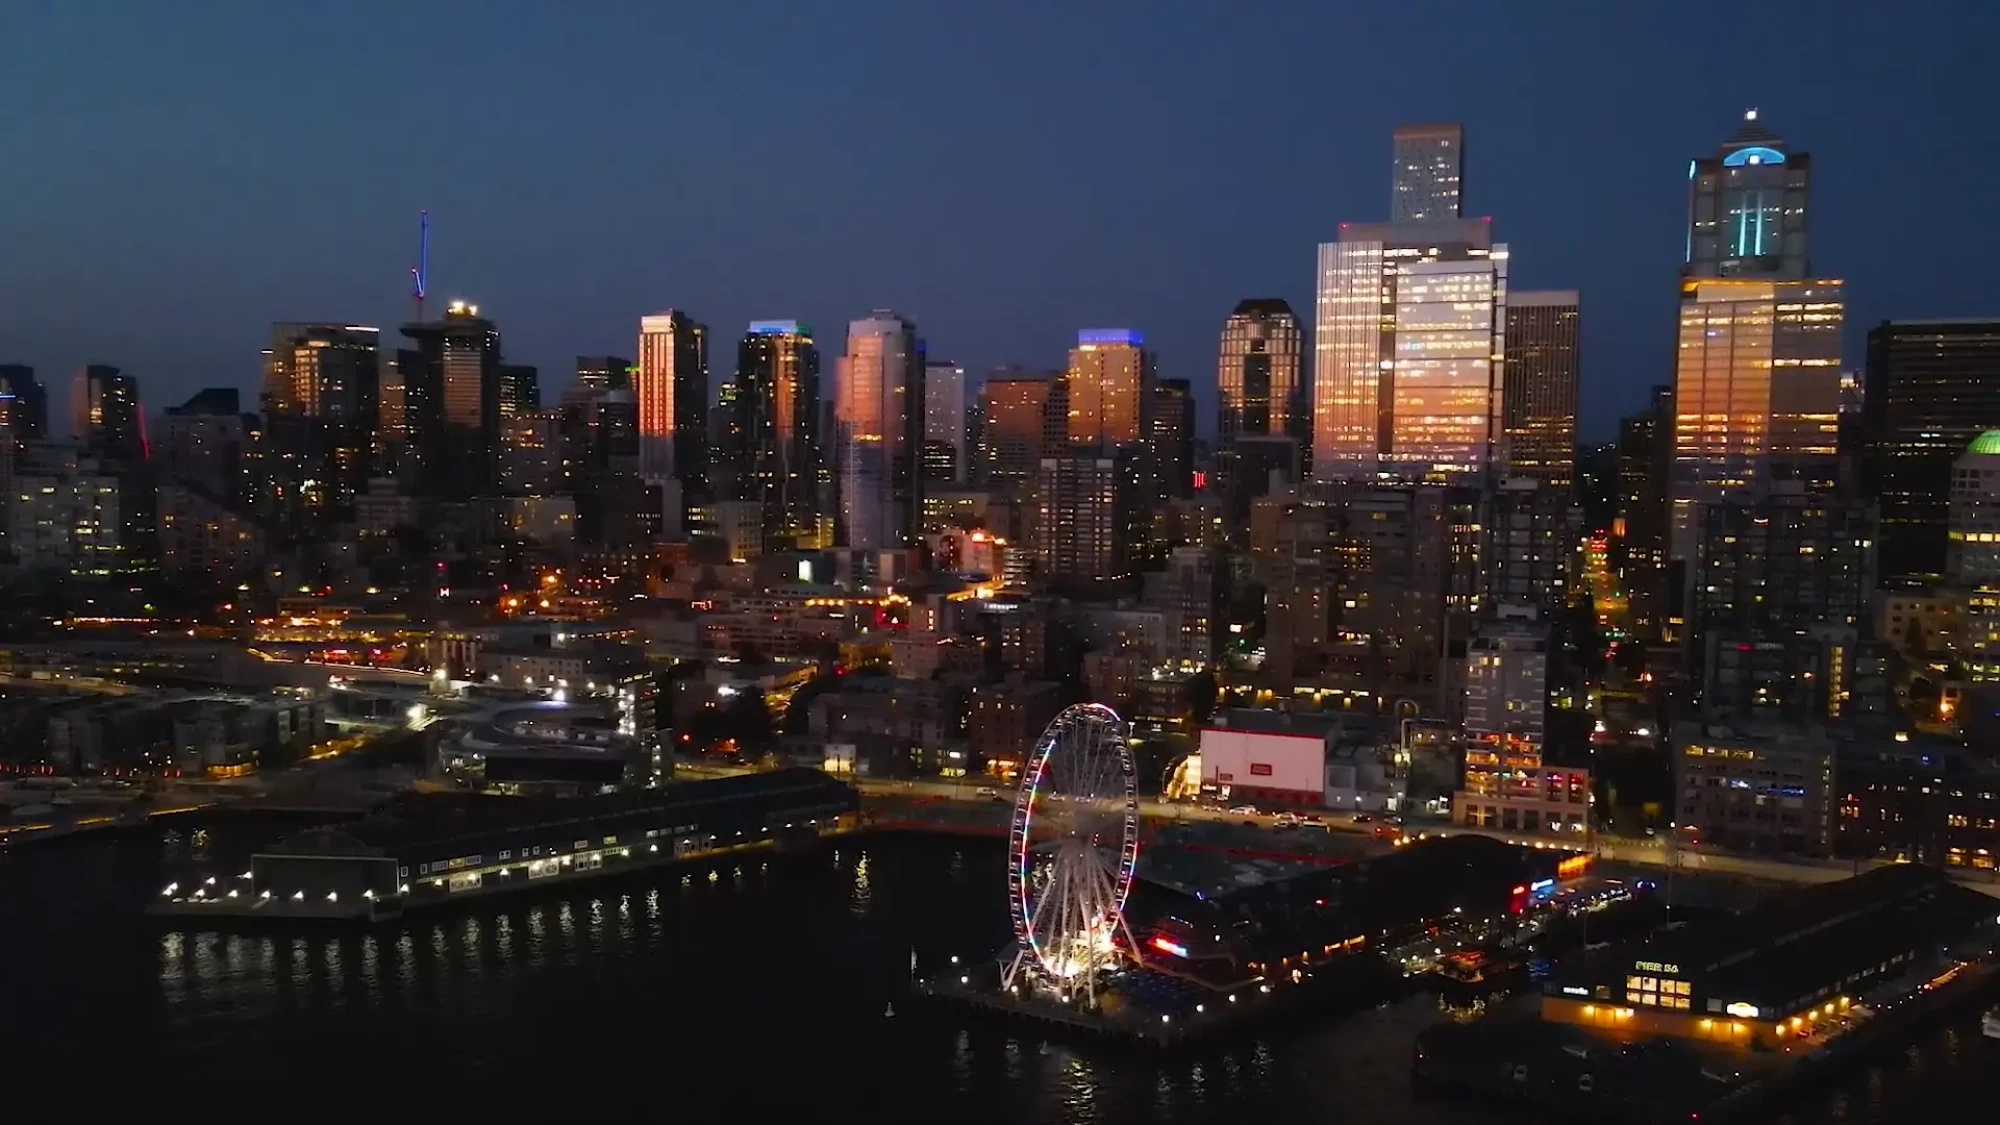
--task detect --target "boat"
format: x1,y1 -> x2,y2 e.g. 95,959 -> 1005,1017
1981,1006 -> 2000,1041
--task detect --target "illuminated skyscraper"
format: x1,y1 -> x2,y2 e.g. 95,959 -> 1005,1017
1502,290 -> 1580,488
636,311 -> 709,496
1312,218 -> 1508,482
1217,299 -> 1305,447
1392,123 -> 1464,222
1035,448 -> 1138,583
835,311 -> 924,549
72,364 -> 146,468
923,359 -> 966,483
1065,329 -> 1151,446
978,370 -> 1056,488
735,321 -> 822,543
400,300 -> 503,499
499,364 -> 539,417
1217,298 -> 1306,514
259,323 -> 382,518
1668,278 -> 1844,560
1685,110 -> 1811,280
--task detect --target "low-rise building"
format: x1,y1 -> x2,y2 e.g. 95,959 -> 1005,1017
968,677 -> 1065,778
1673,721 -> 1836,857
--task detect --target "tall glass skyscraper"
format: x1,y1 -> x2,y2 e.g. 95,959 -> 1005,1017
636,310 -> 709,496
1312,218 -> 1507,482
400,301 -> 503,499
1502,290 -> 1581,488
835,311 -> 923,550
1392,123 -> 1464,222
922,359 -> 966,483
1685,110 -> 1811,280
736,321 -> 822,545
1065,329 -> 1152,446
1864,319 -> 2000,579
1668,278 -> 1844,560
1217,298 -> 1304,446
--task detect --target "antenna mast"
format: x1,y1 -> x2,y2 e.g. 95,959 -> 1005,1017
410,210 -> 430,322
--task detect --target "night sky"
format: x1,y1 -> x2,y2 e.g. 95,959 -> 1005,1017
3,0 -> 1994,438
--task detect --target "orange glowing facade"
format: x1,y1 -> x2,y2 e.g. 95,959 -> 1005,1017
979,371 -> 1057,487
1668,277 -> 1843,559
1065,330 -> 1151,446
635,310 -> 708,493
1312,218 -> 1507,482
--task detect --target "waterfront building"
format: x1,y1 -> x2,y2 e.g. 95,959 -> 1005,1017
1454,605 -> 1588,836
1673,721 -> 1835,856
1536,865 -> 1996,1050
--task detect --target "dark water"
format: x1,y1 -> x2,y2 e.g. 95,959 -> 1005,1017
0,822 -> 1990,1122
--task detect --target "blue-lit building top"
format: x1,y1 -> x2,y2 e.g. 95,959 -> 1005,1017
1078,328 -> 1143,347
748,320 -> 810,337
1684,109 -> 1811,280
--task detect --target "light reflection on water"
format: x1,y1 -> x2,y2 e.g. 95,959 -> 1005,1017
0,831 -> 1980,1123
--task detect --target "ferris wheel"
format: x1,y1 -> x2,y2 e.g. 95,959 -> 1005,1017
1001,703 -> 1140,1006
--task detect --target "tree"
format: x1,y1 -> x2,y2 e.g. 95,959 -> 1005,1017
1182,669 -> 1219,724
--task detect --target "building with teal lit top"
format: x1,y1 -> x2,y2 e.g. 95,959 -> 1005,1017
1685,109 -> 1811,280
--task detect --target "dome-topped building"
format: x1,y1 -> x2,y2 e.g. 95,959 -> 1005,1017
1948,431 -> 2000,585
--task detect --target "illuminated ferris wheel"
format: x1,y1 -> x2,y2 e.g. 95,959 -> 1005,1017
1001,703 -> 1140,1007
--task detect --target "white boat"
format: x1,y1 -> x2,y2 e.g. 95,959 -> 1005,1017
1981,1006 -> 2000,1041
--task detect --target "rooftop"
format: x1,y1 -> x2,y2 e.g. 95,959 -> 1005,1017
1564,865 -> 1995,1009
265,768 -> 856,859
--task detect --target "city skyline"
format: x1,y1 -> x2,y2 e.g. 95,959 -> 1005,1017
3,4 -> 1993,440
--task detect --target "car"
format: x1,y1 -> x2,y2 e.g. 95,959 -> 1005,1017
975,786 -> 999,799
1353,813 -> 1373,823
1228,805 -> 1259,816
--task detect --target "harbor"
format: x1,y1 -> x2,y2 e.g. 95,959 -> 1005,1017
1413,863 -> 2000,1122
149,768 -> 860,923
920,828 -> 1592,1050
